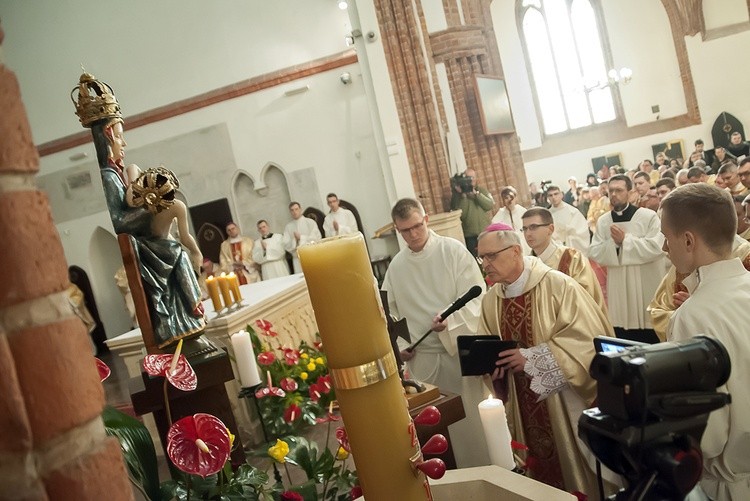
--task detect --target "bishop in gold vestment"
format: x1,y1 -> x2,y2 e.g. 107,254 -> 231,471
477,226 -> 616,495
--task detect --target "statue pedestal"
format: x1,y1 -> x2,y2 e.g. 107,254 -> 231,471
129,345 -> 245,466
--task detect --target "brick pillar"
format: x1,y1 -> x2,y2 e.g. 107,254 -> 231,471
0,25 -> 133,500
373,0 -> 528,210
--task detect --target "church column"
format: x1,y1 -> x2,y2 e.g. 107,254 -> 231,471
0,25 -> 132,500
368,0 -> 527,212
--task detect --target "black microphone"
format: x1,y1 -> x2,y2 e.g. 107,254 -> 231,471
405,285 -> 483,353
437,285 -> 482,322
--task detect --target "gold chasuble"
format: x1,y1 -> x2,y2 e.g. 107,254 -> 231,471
480,258 -> 615,495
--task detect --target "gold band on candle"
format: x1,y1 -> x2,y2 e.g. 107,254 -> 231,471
328,352 -> 398,390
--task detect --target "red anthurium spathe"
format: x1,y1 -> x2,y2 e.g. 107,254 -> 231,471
280,492 -> 304,501
283,403 -> 302,423
142,348 -> 197,392
283,348 -> 299,365
95,357 -> 111,382
255,319 -> 277,337
316,402 -> 341,424
309,383 -> 322,402
280,377 -> 298,392
255,371 -> 285,399
166,413 -> 231,478
336,426 -> 350,452
257,351 -> 276,366
317,374 -> 332,393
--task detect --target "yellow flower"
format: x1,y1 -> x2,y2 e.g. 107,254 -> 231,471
227,429 -> 235,449
307,362 -> 316,371
300,372 -> 309,381
268,439 -> 289,463
300,353 -> 309,360
315,357 -> 324,365
336,446 -> 349,460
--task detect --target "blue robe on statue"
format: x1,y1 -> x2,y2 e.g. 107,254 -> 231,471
101,166 -> 205,348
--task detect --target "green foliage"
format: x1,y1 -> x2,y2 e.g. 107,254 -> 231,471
102,405 -> 161,501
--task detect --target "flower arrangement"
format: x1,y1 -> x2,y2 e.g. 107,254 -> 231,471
249,319 -> 337,438
100,320 -> 359,501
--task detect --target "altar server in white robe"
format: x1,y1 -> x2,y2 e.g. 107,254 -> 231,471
661,183 -> 750,501
323,193 -> 358,237
283,201 -> 322,273
252,220 -> 291,280
382,198 -> 489,468
491,186 -> 530,255
589,175 -> 665,343
546,185 -> 590,256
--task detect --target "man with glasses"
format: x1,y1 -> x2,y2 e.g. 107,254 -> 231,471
476,225 -> 616,494
590,175 -> 666,344
382,198 -> 488,467
521,208 -> 606,313
546,185 -> 590,256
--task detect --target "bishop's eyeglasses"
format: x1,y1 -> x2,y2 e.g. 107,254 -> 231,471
477,245 -> 516,265
520,223 -> 551,232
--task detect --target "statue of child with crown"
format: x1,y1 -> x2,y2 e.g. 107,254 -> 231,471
72,72 -> 207,353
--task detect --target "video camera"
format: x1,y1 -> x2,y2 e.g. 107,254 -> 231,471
579,336 -> 731,500
539,179 -> 553,193
451,173 -> 475,194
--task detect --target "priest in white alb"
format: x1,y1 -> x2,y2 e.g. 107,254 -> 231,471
589,175 -> 665,343
252,220 -> 290,280
546,185 -> 590,256
661,183 -> 750,501
491,186 -> 530,255
283,201 -> 322,273
382,198 -> 489,468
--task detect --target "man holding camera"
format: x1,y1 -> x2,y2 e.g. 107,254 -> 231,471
662,184 -> 750,500
450,168 -> 494,256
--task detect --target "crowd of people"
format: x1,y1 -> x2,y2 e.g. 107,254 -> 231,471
387,135 -> 750,499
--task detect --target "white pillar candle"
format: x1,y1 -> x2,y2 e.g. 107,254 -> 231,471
231,330 -> 262,388
478,395 -> 516,470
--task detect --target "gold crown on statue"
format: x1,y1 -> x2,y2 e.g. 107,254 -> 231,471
70,72 -> 122,127
129,166 -> 180,214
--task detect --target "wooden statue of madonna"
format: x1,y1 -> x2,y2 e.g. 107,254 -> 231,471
71,72 -> 209,355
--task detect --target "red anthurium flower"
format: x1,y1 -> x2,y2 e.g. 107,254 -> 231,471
308,383 -> 322,402
257,351 -> 276,366
95,357 -> 111,382
255,319 -> 277,336
280,377 -> 298,392
350,485 -> 363,499
280,492 -> 304,501
313,341 -> 323,350
142,353 -> 197,391
316,402 -> 341,424
283,404 -> 302,423
511,440 -> 529,451
283,348 -> 299,365
166,413 -> 231,478
317,374 -> 332,393
336,426 -> 350,452
255,371 -> 286,399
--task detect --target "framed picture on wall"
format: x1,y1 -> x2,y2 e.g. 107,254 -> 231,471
591,153 -> 623,174
651,140 -> 685,162
473,75 -> 515,135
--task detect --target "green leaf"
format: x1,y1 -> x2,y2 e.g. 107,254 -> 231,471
290,479 -> 319,501
232,464 -> 269,487
102,405 -> 161,501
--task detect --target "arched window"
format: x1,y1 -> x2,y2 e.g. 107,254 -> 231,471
518,0 -> 617,135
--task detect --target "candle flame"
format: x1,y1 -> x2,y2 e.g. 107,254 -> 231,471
169,339 -> 183,375
195,438 -> 210,453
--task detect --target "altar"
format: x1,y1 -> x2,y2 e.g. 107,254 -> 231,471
106,273 -> 319,444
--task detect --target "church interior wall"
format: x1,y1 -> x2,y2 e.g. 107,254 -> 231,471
4,0 -> 749,340
492,0 -> 750,187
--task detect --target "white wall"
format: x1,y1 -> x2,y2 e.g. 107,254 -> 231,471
1,0 -> 401,339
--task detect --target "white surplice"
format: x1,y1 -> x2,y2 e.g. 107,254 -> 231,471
667,258 -> 750,501
283,217 -> 322,273
549,202 -> 590,256
589,206 -> 665,329
382,230 -> 490,468
323,208 -> 358,237
251,233 -> 290,280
